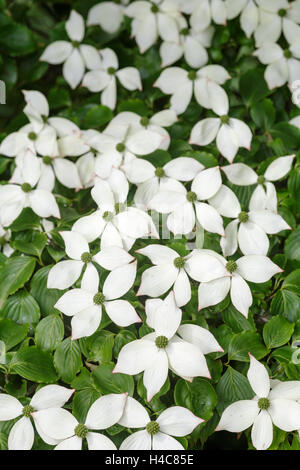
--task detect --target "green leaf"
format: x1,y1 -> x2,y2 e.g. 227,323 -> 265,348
30,266 -> 65,316
0,256 -> 36,308
174,378 -> 217,421
72,388 -> 100,424
9,208 -> 40,231
270,123 -> 300,149
0,289 -> 40,325
0,22 -> 36,56
250,99 -> 275,130
35,315 -> 64,351
222,305 -> 254,333
288,169 -> 300,202
12,233 -> 47,259
54,338 -> 82,383
11,346 -> 58,383
228,331 -> 268,362
83,330 -> 114,362
92,362 -> 134,395
282,269 -> 300,295
0,318 -> 28,350
216,366 -> 254,414
270,289 -> 300,322
82,105 -> 113,129
240,69 -> 269,105
263,316 -> 294,349
117,99 -> 148,116
285,227 -> 300,261
142,149 -> 171,166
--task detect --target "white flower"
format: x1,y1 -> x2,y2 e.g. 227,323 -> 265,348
72,179 -> 159,251
254,0 -> 300,47
123,156 -> 202,209
33,393 -> 127,450
218,355 -> 300,450
54,252 -> 140,338
0,224 -> 13,257
181,0 -> 227,31
82,48 -> 142,110
154,64 -> 230,115
119,397 -> 203,450
114,292 -> 222,400
192,249 -> 282,316
87,1 -> 125,33
40,10 -> 101,89
222,155 -> 295,211
208,184 -> 290,256
254,41 -> 300,89
0,385 -> 74,450
22,90 -> 50,133
190,108 -> 252,163
125,0 -> 183,53
47,230 -> 134,290
136,243 -> 223,306
149,166 -> 224,236
225,0 -> 259,38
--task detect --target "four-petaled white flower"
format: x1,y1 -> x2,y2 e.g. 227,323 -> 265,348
218,355 -> 300,450
0,385 -> 74,450
40,10 -> 101,89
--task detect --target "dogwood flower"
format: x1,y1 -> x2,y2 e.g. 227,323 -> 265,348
254,41 -> 300,89
136,244 -> 222,306
208,184 -> 290,255
125,0 -> 183,53
222,155 -> 295,211
0,385 -> 74,450
154,64 -> 230,114
47,231 -> 134,290
181,0 -> 227,31
254,1 -> 300,47
225,0 -> 259,38
33,393 -> 128,450
54,252 -> 139,338
82,48 -> 142,110
218,355 -> 300,450
72,179 -> 159,251
40,10 -> 101,89
123,156 -> 203,209
87,2 -> 125,33
191,249 -> 282,316
149,166 -> 224,236
114,292 -> 221,400
190,107 -> 252,163
119,398 -> 203,450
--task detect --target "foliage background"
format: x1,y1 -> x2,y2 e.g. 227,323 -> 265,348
0,0 -> 300,450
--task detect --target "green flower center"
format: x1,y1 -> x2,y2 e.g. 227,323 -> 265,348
28,132 -> 37,141
151,4 -> 159,13
91,147 -> 98,156
42,115 -> 48,123
22,405 -> 34,418
155,167 -> 165,178
140,116 -> 149,127
116,142 -> 125,152
93,292 -> 106,305
81,252 -> 92,263
103,211 -> 114,222
186,191 -> 197,203
43,156 -> 52,165
226,260 -> 237,273
108,67 -> 116,75
238,211 -> 249,223
146,421 -> 160,435
278,8 -> 286,17
74,424 -> 89,438
258,397 -> 270,410
155,335 -> 169,349
257,175 -> 265,185
21,183 -> 32,193
180,27 -> 189,36
174,256 -> 185,269
284,49 -> 292,58
220,115 -> 230,124
72,40 -> 80,48
188,70 -> 197,81
114,202 -> 126,213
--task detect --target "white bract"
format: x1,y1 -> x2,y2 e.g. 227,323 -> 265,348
222,155 -> 295,211
0,225 -> 13,257
114,292 -> 222,400
47,230 -> 134,290
149,166 -> 225,236
181,0 -> 227,31
40,10 -> 101,89
82,48 -> 142,110
54,252 -> 140,338
119,396 -> 202,449
154,65 -> 230,114
0,386 -> 74,450
208,184 -> 290,256
191,249 -> 282,316
33,393 -> 128,450
225,0 -> 259,38
218,355 -> 300,450
87,2 -> 125,33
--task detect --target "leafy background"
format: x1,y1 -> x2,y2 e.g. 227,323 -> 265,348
0,0 -> 300,450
